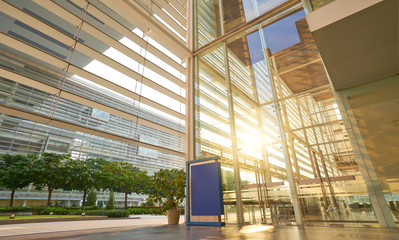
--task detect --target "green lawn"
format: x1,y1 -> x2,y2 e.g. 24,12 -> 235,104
0,215 -> 82,220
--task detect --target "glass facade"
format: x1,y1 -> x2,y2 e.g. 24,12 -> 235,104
194,0 -> 397,228
0,0 -> 188,207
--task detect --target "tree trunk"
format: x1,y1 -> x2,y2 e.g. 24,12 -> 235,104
124,192 -> 128,209
47,187 -> 53,206
82,189 -> 87,206
10,189 -> 15,207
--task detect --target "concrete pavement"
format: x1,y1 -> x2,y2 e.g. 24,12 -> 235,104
0,215 -> 181,238
0,215 -> 399,240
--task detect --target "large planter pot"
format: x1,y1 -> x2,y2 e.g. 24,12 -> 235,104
167,209 -> 181,225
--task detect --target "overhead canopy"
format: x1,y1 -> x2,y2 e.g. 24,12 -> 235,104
307,0 -> 398,90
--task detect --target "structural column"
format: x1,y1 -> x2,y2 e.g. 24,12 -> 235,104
262,49 -> 303,225
185,0 -> 195,163
222,41 -> 245,225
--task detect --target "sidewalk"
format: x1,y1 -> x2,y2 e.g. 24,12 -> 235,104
1,216 -> 399,240
0,215 -> 181,238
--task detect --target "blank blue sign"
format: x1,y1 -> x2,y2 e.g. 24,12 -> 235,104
191,162 -> 224,216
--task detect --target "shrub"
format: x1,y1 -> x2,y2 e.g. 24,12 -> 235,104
0,206 -> 105,215
127,207 -> 165,215
64,206 -> 98,211
85,209 -> 129,218
0,206 -> 49,215
86,189 -> 97,206
68,210 -> 82,215
39,207 -> 69,215
105,190 -> 115,210
0,206 -> 40,213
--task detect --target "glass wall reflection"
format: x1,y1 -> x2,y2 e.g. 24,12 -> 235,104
194,0 -> 392,228
343,78 -> 399,223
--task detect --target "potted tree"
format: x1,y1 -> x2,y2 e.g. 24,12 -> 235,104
147,169 -> 186,225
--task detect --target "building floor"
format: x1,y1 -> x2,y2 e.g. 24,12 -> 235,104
0,215 -> 398,240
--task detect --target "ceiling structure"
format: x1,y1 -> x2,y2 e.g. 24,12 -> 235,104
307,0 -> 398,90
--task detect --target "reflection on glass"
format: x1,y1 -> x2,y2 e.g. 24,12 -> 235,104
194,0 -> 393,228
196,0 -> 221,47
262,10 -> 305,54
246,30 -> 272,102
223,0 -> 256,32
257,0 -> 287,15
346,79 -> 399,223
196,45 -> 232,160
242,0 -> 257,21
196,0 -> 293,49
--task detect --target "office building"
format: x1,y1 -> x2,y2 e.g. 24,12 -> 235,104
0,0 -> 397,228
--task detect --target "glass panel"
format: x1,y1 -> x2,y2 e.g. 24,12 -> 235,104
223,0 -> 256,32
262,10 -> 306,54
222,0 -> 290,35
196,45 -> 231,160
196,0 -> 221,47
193,0 -> 392,228
45,139 -> 70,153
227,30 -> 266,224
346,78 -> 399,223
273,90 -> 380,226
260,8 -> 381,227
256,0 -> 288,16
221,163 -> 238,224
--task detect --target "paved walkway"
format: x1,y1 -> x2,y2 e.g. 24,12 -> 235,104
1,215 -> 399,240
0,215 -> 175,238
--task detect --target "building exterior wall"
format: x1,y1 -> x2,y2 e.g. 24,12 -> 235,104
0,0 -> 397,228
0,0 -> 189,207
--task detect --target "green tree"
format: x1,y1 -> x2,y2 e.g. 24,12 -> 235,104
86,188 -> 97,206
84,158 -> 108,188
62,158 -> 106,206
106,189 -> 115,210
0,154 -> 36,207
147,169 -> 186,210
102,161 -> 150,208
32,153 -> 70,206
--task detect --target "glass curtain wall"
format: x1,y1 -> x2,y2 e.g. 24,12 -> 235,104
0,0 -> 188,207
194,0 -> 382,227
337,76 -> 399,225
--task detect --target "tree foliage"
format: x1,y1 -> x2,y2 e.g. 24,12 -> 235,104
0,154 -> 36,206
0,153 -> 152,208
147,169 -> 186,210
101,161 -> 150,208
62,158 -> 106,205
31,153 -> 71,206
84,158 -> 108,190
